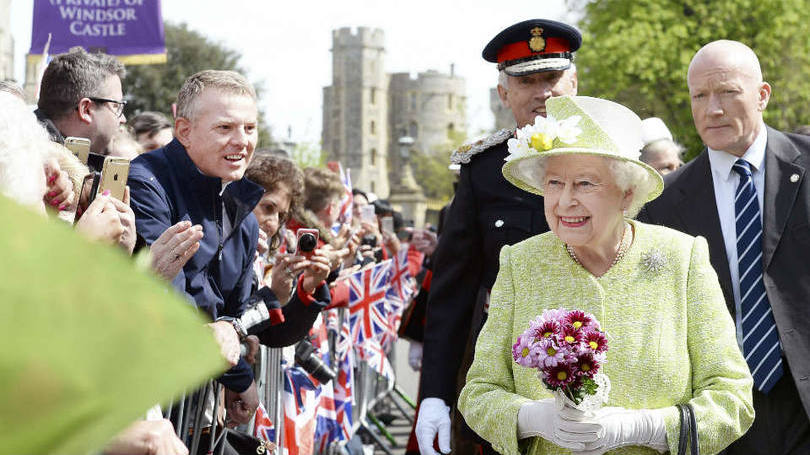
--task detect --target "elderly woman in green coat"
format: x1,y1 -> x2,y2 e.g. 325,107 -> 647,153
458,96 -> 753,455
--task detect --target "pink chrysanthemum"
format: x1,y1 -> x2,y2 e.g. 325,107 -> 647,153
540,308 -> 568,323
565,310 -> 596,331
573,351 -> 600,378
512,334 -> 540,368
536,337 -> 567,368
582,329 -> 608,354
544,362 -> 577,388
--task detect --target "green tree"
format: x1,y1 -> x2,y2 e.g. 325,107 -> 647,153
289,140 -> 327,168
568,0 -> 810,160
123,22 -> 274,147
410,129 -> 468,203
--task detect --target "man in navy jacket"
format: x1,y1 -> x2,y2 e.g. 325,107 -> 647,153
129,70 -> 330,424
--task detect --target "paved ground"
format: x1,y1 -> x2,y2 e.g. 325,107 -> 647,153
368,339 -> 418,455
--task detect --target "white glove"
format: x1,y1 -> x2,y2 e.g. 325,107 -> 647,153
408,341 -> 423,370
416,398 -> 451,455
571,407 -> 669,455
517,399 -> 600,451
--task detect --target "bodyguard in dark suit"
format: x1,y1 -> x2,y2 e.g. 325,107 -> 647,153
639,40 -> 810,453
415,19 -> 581,455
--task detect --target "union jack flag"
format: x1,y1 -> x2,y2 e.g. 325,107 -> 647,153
348,260 -> 393,346
253,402 -> 275,442
314,379 -> 341,453
333,317 -> 355,441
361,339 -> 395,381
382,248 -> 414,347
326,161 -> 353,226
283,365 -> 319,455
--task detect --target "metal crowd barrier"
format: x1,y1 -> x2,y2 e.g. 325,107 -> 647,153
161,306 -> 416,455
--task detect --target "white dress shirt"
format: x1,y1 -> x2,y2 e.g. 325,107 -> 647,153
707,123 -> 767,350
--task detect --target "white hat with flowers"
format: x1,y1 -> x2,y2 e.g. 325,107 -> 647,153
501,95 -> 664,200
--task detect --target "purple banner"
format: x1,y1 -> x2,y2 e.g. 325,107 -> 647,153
29,0 -> 166,59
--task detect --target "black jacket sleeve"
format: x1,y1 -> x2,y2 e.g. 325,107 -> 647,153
254,281 -> 330,347
419,163 -> 484,405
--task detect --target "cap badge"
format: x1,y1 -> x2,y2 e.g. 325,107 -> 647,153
529,27 -> 546,52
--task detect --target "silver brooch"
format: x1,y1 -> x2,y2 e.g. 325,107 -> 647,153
641,249 -> 667,274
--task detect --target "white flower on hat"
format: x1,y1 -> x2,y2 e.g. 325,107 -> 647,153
505,114 -> 582,161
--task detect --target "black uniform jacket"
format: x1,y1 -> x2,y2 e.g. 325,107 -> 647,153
419,136 -> 550,404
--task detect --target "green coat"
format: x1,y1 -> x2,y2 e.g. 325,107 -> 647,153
458,220 -> 754,455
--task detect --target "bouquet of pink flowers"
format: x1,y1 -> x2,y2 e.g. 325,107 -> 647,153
512,308 -> 609,407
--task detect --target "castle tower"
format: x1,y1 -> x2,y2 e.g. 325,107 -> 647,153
0,0 -> 14,82
322,27 -> 389,196
388,68 -> 467,160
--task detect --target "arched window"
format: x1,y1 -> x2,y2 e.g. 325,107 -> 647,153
409,121 -> 418,139
370,120 -> 376,135
371,148 -> 377,166
370,87 -> 376,105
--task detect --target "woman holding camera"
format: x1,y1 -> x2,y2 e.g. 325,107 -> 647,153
244,155 -> 332,348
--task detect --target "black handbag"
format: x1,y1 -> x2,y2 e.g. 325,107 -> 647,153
677,403 -> 699,455
194,428 -> 276,455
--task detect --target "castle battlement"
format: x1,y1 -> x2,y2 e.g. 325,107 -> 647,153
332,27 -> 385,49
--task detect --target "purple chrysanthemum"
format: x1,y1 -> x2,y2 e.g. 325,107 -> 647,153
536,337 -> 567,368
559,325 -> 584,348
582,329 -> 608,354
565,310 -> 596,331
532,319 -> 560,343
512,334 -> 540,367
573,351 -> 600,378
544,362 -> 577,388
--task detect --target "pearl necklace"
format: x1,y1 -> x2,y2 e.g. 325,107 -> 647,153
566,222 -> 632,271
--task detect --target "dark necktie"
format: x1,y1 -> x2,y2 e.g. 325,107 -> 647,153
733,159 -> 783,393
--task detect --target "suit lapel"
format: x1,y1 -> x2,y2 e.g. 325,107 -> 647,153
674,152 -> 735,309
762,126 -> 805,270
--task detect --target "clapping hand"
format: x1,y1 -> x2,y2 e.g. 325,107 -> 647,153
150,220 -> 203,281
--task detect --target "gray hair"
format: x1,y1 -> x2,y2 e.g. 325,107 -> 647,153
531,154 -> 658,218
37,48 -> 126,121
0,93 -> 49,209
176,70 -> 256,120
0,81 -> 25,100
640,139 -> 684,162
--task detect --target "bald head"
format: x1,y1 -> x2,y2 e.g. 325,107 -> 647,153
687,40 -> 771,157
688,40 -> 763,84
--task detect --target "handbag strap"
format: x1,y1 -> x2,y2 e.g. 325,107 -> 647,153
677,404 -> 689,455
686,403 -> 699,455
676,403 -> 700,455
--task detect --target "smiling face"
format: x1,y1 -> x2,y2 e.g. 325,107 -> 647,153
498,69 -> 578,127
175,89 -> 258,182
543,155 -> 631,252
687,42 -> 770,157
253,184 -> 292,237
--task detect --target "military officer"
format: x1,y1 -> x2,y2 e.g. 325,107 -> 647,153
416,19 -> 582,455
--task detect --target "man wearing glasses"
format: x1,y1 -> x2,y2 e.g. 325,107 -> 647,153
36,48 -> 127,158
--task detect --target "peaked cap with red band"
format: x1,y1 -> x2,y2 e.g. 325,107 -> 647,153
483,19 -> 581,76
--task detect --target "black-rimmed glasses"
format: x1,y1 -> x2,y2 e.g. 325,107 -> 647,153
89,97 -> 127,117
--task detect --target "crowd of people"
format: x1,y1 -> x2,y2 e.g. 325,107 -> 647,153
1,14 -> 810,455
0,47 -> 437,454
